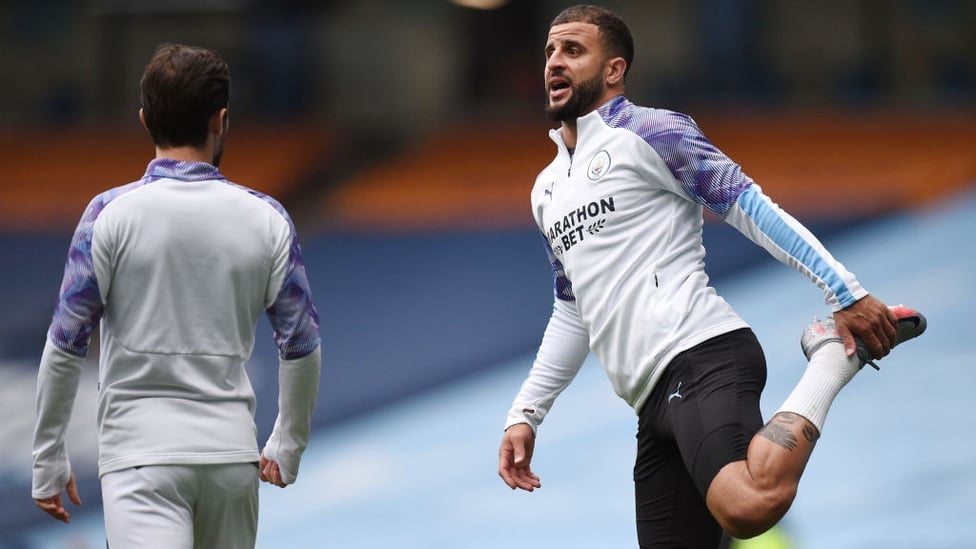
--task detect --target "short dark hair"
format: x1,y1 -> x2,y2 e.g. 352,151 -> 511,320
140,44 -> 230,148
551,5 -> 634,76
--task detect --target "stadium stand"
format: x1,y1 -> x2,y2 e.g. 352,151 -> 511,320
0,125 -> 332,232
323,111 -> 976,231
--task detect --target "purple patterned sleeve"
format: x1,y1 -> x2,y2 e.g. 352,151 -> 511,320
266,241 -> 320,360
48,197 -> 109,357
259,198 -> 321,361
540,231 -> 575,302
603,101 -> 753,217
643,112 -> 753,216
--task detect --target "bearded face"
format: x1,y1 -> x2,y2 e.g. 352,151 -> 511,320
544,62 -> 607,122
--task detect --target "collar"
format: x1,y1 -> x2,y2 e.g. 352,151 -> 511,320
143,158 -> 226,183
596,94 -> 629,119
548,95 -> 630,149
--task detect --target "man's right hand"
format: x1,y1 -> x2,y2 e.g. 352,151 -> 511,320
34,470 -> 81,523
498,423 -> 542,491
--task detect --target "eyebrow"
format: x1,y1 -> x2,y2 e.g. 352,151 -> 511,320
545,37 -> 586,53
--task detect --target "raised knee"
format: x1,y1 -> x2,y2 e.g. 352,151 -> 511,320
712,485 -> 796,539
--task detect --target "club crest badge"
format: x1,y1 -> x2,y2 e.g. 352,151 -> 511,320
587,150 -> 611,181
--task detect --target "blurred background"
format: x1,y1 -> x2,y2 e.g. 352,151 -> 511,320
1,0 -> 974,547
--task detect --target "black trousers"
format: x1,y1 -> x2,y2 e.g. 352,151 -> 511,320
634,328 -> 767,548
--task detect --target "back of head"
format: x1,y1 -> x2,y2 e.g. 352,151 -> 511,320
551,4 -> 634,76
140,44 -> 230,149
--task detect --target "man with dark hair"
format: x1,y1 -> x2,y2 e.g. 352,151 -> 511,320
497,5 -> 926,547
31,44 -> 322,548
139,44 -> 231,154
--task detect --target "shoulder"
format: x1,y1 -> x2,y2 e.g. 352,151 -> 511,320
85,179 -> 151,225
220,180 -> 297,230
597,97 -> 702,144
221,180 -> 285,210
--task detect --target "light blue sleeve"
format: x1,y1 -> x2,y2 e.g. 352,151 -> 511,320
727,185 -> 866,309
617,105 -> 865,309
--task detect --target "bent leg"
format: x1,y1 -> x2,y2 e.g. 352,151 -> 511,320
707,329 -> 860,538
706,412 -> 819,539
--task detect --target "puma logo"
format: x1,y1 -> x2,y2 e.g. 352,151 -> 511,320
668,381 -> 683,402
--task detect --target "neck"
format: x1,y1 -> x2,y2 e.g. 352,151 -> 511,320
560,119 -> 579,149
558,91 -> 623,150
155,144 -> 214,165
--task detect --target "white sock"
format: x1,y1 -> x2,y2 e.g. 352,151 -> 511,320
776,340 -> 862,433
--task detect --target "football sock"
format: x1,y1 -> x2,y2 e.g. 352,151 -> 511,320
776,340 -> 861,433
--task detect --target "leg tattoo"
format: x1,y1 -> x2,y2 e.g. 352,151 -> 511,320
760,412 -> 820,451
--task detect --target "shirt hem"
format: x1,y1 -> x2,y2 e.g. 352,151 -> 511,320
98,450 -> 260,477
629,319 -> 750,414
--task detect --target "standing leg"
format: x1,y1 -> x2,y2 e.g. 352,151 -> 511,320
102,466 -> 195,548
635,441 -> 725,548
636,328 -> 766,548
193,462 -> 259,549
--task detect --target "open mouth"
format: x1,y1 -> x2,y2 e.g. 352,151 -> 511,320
548,78 -> 570,100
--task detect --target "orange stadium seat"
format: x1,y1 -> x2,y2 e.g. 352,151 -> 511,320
0,125 -> 331,232
323,111 -> 976,231
323,121 -> 555,232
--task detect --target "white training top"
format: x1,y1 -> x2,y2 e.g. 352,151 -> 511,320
506,96 -> 867,431
32,158 -> 322,499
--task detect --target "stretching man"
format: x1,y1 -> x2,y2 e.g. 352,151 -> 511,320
497,5 -> 925,547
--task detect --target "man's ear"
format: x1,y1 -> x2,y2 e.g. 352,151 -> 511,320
210,108 -> 229,135
138,108 -> 148,131
606,57 -> 627,87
